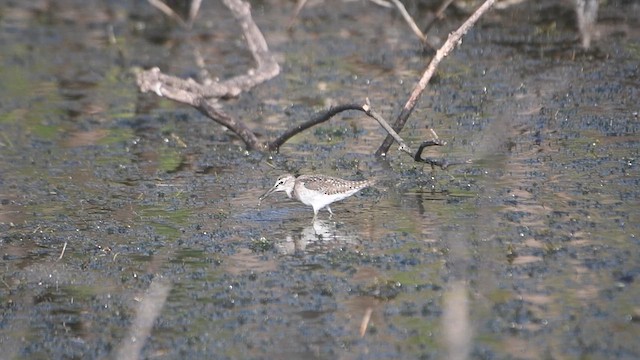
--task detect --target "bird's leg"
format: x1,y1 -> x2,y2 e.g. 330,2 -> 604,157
327,206 -> 333,219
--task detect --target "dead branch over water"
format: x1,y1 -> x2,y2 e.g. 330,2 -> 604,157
375,0 -> 497,157
137,0 -> 498,167
137,0 -> 279,151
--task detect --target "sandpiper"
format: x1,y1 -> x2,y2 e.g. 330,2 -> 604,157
259,174 -> 375,220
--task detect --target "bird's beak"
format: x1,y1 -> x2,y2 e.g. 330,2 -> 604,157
258,186 -> 277,203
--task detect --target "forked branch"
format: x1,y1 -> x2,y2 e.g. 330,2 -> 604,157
136,0 -> 279,150
269,104 -> 364,151
137,0 -> 493,169
375,0 -> 497,156
268,100 -> 446,168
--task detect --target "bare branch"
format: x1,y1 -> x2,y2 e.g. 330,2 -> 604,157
287,0 -> 309,30
57,241 -> 68,261
414,140 -> 451,169
368,0 -> 394,9
359,307 -> 373,337
115,280 -> 172,360
267,101 -> 415,154
147,0 -> 187,27
362,98 -> 413,155
137,67 -> 201,105
138,0 -> 493,164
423,0 -> 455,33
188,0 -> 203,27
362,100 -> 449,168
375,0 -> 497,157
268,104 -> 364,152
195,98 -> 263,150
138,0 -> 279,99
574,0 -> 599,49
220,0 -> 280,94
389,0 -> 427,44
268,100 -> 453,169
137,0 -> 279,150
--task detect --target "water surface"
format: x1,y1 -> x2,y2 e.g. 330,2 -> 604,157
1,0 -> 639,359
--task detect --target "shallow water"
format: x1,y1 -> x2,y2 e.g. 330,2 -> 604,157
1,0 -> 640,359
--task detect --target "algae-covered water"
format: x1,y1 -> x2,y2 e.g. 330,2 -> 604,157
1,0 -> 639,359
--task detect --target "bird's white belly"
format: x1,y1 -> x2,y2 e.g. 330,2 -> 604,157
295,186 -> 359,210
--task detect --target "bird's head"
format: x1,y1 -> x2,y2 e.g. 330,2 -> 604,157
259,174 -> 296,201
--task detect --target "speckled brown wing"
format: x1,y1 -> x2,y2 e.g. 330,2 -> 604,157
297,175 -> 374,195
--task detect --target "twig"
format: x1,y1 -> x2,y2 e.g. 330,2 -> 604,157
375,0 -> 497,157
187,0 -> 203,27
147,0 -> 187,27
362,98 -> 413,155
268,104 -> 364,151
359,307 -> 373,337
413,129 -> 470,169
267,101 -> 416,154
138,0 -> 492,163
138,0 -> 279,98
414,141 -> 450,168
413,128 -> 445,159
195,98 -> 262,150
115,280 -> 172,360
495,0 -> 528,10
268,100 -> 454,168
147,0 -> 203,29
411,127 -> 450,168
574,0 -> 599,49
219,0 -> 281,93
389,0 -> 427,44
368,0 -> 393,8
287,0 -> 309,30
57,241 -> 68,261
137,0 -> 280,150
423,0 -> 455,33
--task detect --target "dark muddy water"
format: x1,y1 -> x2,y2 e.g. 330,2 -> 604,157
1,0 -> 639,359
